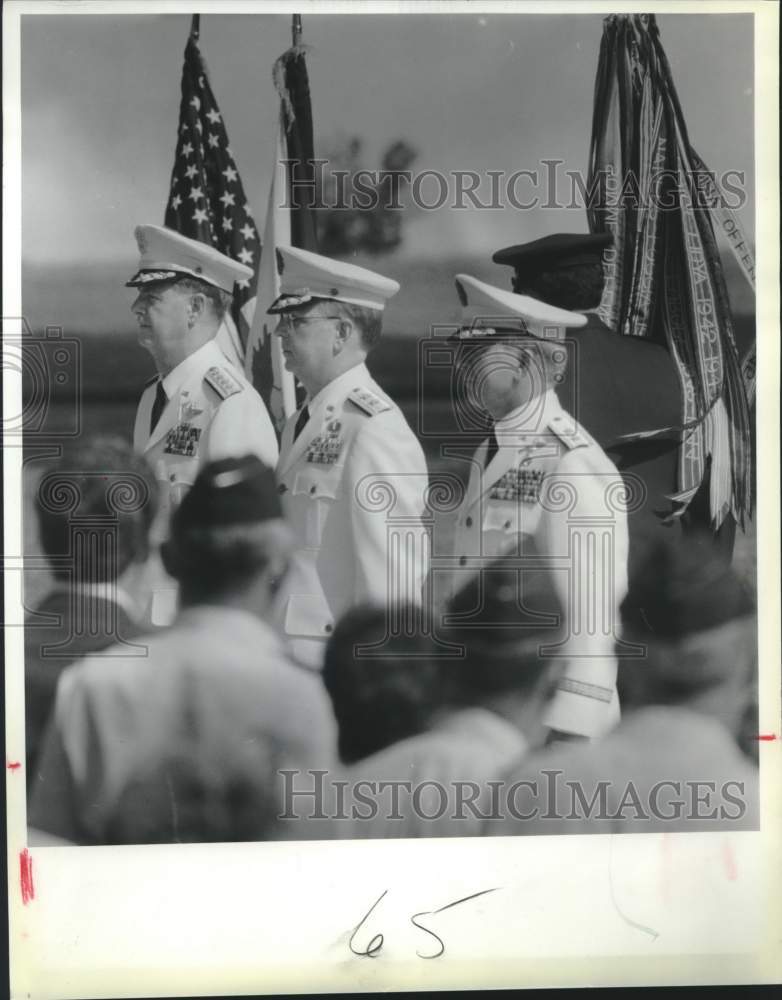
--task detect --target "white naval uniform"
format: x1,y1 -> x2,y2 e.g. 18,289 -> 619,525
275,363 -> 429,668
451,389 -> 629,739
133,338 -> 279,624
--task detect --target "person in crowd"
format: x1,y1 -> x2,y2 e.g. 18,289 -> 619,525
269,244 -> 429,670
25,437 -> 158,790
336,555 -> 565,838
485,534 -> 758,836
449,273 -> 629,743
322,603 -> 439,765
128,224 -> 279,624
29,455 -> 337,845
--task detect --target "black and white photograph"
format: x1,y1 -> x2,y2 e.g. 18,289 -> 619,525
5,1 -> 780,995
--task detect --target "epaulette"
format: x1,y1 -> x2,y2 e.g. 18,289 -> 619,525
204,365 -> 243,400
547,413 -> 589,450
347,386 -> 392,416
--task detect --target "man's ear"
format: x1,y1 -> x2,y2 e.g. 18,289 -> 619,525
187,292 -> 207,325
333,317 -> 354,353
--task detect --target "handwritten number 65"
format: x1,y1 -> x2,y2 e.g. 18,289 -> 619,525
349,887 -> 500,960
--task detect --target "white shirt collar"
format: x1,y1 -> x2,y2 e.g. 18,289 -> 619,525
306,362 -> 369,413
161,338 -> 222,399
494,387 -> 559,438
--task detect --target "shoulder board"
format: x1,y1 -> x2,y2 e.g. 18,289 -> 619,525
204,365 -> 243,401
347,386 -> 392,417
547,414 -> 590,451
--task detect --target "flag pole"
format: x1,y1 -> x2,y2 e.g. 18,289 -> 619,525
190,14 -> 200,40
292,14 -> 302,47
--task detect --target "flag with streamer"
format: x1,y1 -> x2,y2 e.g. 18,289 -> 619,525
244,24 -> 318,429
587,13 -> 754,530
164,18 -> 261,371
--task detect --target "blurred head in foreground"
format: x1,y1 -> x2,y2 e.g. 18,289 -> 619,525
618,534 -> 756,740
35,435 -> 158,603
442,554 -> 565,747
323,604 -> 438,765
162,454 -> 294,621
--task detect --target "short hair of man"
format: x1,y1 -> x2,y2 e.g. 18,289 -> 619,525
174,276 -> 232,321
35,436 -> 158,583
335,301 -> 384,350
444,556 -> 564,702
323,604 -> 439,764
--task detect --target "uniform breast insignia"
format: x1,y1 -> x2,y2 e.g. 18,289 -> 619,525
489,466 -> 544,502
180,400 -> 204,423
204,366 -> 243,400
305,420 -> 344,465
163,423 -> 202,457
547,414 -> 589,450
347,386 -> 392,416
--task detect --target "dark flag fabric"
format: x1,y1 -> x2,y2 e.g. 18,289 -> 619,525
164,26 -> 261,370
244,35 -> 318,427
587,13 -> 754,530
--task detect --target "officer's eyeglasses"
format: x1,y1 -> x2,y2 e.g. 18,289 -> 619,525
276,315 -> 343,333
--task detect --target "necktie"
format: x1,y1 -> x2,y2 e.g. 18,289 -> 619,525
293,404 -> 310,442
149,380 -> 168,434
484,426 -> 499,466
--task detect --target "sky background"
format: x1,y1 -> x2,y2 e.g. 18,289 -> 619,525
19,10 -> 755,267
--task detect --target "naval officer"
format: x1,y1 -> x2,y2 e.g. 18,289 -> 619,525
449,274 -> 629,742
268,245 -> 429,669
127,225 -> 279,624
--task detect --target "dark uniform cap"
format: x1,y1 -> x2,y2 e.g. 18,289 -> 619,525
172,455 -> 282,532
492,232 -> 613,276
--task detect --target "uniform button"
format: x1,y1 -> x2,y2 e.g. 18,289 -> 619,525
504,520 -> 511,529
277,484 -> 288,495
459,555 -> 467,566
309,485 -> 317,495
465,516 -> 473,527
169,474 -> 176,482
324,623 -> 333,634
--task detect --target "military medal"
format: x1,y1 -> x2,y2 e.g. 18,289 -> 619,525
306,419 -> 344,465
489,466 -> 544,502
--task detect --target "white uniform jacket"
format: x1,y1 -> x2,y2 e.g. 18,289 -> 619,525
275,363 -> 429,666
133,339 -> 279,624
451,389 -> 629,739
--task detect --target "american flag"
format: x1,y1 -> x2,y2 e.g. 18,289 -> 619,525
164,27 -> 260,368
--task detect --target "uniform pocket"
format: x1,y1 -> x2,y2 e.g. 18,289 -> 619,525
482,500 -> 520,534
284,592 -> 335,639
292,471 -> 341,546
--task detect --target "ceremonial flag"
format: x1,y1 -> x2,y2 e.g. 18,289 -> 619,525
244,17 -> 318,428
587,13 -> 754,529
164,16 -> 261,370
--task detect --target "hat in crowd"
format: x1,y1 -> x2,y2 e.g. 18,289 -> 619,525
622,535 -> 755,640
126,225 -> 253,293
452,273 -> 587,341
267,244 -> 400,314
172,455 -> 282,534
492,232 -> 613,279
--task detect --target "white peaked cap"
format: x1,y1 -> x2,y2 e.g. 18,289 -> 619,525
454,273 -> 588,340
268,244 -> 400,313
127,225 -> 253,293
